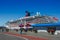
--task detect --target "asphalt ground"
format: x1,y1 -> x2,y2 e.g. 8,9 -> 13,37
25,32 -> 60,40
9,30 -> 60,40
0,33 -> 25,40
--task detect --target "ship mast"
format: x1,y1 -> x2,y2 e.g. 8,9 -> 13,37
36,12 -> 41,16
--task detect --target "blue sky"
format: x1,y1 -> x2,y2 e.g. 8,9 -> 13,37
0,0 -> 60,26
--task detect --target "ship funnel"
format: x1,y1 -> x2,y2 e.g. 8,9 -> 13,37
25,11 -> 30,17
36,12 -> 41,16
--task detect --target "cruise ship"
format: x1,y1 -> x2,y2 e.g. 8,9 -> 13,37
5,11 -> 58,30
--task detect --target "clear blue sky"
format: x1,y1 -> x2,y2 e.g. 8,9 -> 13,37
0,0 -> 60,26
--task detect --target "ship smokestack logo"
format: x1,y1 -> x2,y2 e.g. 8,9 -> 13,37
25,11 -> 30,17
